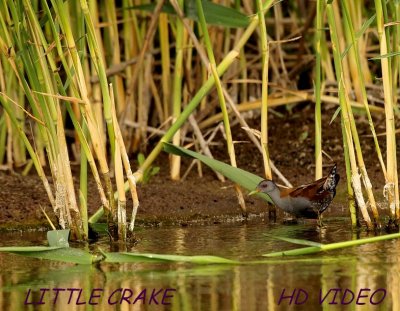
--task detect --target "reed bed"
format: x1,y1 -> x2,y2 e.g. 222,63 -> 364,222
1,0 -> 400,241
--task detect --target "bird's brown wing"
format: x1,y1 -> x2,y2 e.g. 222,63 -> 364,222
280,176 -> 328,199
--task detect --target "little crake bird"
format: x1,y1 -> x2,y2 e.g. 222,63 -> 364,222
249,164 -> 340,222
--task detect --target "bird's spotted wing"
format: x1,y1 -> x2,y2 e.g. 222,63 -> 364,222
322,164 -> 340,196
282,164 -> 339,200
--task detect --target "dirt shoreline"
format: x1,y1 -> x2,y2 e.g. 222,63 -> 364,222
0,106 -> 393,230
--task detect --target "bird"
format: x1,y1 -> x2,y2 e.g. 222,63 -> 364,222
249,164 -> 340,224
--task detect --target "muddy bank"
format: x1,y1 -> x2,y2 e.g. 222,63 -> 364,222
0,105 -> 393,229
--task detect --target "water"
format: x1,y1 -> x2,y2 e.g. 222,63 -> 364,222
0,218 -> 398,310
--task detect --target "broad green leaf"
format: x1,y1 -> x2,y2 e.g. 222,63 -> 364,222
128,1 -> 249,28
104,252 -> 354,265
104,252 -> 240,264
47,229 -> 70,247
163,142 -> 272,203
89,222 -> 108,233
0,246 -> 96,264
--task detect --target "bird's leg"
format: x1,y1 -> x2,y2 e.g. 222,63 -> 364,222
268,203 -> 277,222
317,211 -> 323,227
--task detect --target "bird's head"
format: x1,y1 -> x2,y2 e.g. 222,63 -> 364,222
248,179 -> 276,195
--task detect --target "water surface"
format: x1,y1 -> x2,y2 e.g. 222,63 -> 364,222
0,218 -> 398,310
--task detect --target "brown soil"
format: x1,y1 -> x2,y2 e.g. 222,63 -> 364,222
0,105 -> 393,229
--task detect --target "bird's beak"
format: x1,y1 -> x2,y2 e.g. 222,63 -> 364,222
248,188 -> 260,196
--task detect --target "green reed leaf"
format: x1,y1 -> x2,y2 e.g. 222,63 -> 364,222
103,252 -> 240,264
163,142 -> 272,203
128,0 -> 249,28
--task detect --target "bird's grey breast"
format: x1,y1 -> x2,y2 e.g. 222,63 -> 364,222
280,196 -> 311,215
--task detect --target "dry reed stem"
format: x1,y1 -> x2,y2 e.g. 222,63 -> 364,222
223,88 -> 293,188
188,114 -> 225,182
110,85 -> 140,231
125,0 -> 165,107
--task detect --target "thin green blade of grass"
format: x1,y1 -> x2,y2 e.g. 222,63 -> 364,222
341,14 -> 376,59
263,232 -> 400,257
249,255 -> 354,265
0,246 -> 96,264
369,51 -> 400,60
103,252 -> 240,264
128,1 -> 249,28
330,106 -> 341,124
265,235 -> 323,247
163,143 -> 272,203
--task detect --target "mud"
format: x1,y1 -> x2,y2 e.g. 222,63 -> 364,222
0,105 -> 393,229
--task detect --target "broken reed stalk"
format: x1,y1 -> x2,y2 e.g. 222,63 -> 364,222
326,1 -> 373,229
256,0 -> 272,180
110,85 -> 140,231
374,0 -> 400,221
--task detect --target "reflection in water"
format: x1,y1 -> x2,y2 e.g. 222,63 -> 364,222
0,219 -> 398,310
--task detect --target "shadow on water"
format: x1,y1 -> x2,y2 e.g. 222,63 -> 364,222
0,217 -> 398,310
